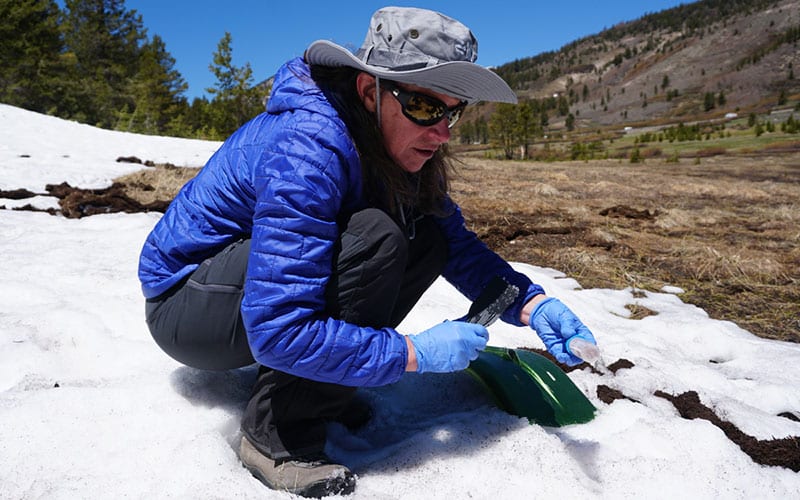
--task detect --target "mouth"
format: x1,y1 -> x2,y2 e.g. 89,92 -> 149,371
414,146 -> 439,157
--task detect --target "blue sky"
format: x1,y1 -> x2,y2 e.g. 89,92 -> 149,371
122,1 -> 691,100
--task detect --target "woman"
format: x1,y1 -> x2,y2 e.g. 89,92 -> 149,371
138,6 -> 596,498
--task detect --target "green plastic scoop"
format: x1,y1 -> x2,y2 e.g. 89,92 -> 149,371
462,276 -> 597,427
467,346 -> 596,426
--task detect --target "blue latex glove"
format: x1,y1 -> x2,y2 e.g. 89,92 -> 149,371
409,321 -> 489,373
530,297 -> 596,366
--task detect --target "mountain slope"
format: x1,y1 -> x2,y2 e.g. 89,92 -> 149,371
493,0 -> 800,127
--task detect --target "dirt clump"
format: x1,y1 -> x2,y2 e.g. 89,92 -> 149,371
0,188 -> 38,200
599,205 -> 659,220
1,162 -> 197,218
779,412 -> 800,422
607,359 -> 635,373
597,385 -> 638,404
44,182 -> 168,218
655,390 -> 800,472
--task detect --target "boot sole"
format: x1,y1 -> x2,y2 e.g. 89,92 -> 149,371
243,462 -> 356,498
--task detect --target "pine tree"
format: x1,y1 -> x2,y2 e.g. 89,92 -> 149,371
540,108 -> 549,129
0,0 -> 67,113
183,96 -> 217,139
122,35 -> 188,134
61,0 -> 147,127
206,32 -> 264,138
703,92 -> 716,112
476,116 -> 489,144
489,103 -> 518,159
516,100 -> 536,159
630,147 -> 642,163
557,95 -> 569,116
458,120 -> 475,145
566,113 -> 576,131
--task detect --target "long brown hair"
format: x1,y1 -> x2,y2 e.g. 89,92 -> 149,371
309,64 -> 454,218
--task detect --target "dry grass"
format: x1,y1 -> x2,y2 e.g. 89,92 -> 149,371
116,153 -> 800,343
451,152 -> 800,343
115,164 -> 200,205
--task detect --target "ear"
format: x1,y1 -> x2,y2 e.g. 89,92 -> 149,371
356,72 -> 378,113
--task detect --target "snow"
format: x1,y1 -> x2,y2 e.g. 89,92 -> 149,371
1,103 -> 799,499
0,104 -> 220,192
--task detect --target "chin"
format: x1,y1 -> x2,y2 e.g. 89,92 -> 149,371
397,157 -> 426,173
402,163 -> 425,173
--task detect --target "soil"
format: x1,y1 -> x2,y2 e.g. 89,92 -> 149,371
1,182 -> 168,218
654,390 -> 800,472
525,348 -> 800,472
596,384 -> 634,405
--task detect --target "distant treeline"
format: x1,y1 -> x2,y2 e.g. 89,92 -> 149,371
0,0 -> 267,140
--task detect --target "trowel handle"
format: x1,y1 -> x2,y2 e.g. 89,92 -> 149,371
462,276 -> 520,327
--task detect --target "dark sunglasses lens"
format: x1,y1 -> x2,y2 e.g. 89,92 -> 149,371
404,93 -> 447,125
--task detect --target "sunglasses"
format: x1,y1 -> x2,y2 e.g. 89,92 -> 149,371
383,81 -> 467,128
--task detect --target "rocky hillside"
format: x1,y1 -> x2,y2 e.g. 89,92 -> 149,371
491,0 -> 800,128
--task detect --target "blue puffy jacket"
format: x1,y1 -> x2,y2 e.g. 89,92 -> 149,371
138,57 -> 542,387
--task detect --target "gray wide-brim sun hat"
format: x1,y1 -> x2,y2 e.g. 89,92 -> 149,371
304,6 -> 518,104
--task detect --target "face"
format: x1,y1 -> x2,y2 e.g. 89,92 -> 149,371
356,74 -> 464,173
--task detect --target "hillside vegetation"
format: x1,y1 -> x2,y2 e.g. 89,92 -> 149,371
491,0 -> 800,127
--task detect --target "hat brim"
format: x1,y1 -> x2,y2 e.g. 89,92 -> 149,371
305,40 -> 518,104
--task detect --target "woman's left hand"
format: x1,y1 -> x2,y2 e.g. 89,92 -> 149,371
527,297 -> 596,366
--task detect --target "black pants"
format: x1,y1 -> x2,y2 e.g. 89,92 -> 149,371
145,208 -> 447,459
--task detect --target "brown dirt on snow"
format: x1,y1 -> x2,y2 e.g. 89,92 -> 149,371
45,181 -> 169,218
1,161 -> 197,218
596,385 -> 636,405
654,390 -> 800,472
598,383 -> 800,470
520,348 -> 799,471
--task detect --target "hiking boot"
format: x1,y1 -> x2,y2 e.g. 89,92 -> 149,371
239,436 -> 356,498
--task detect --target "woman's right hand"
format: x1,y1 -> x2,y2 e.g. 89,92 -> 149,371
407,321 -> 489,373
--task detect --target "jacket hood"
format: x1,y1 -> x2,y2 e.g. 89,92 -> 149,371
266,57 -> 341,119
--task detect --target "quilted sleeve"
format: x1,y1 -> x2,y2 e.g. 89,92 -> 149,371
240,118 -> 408,387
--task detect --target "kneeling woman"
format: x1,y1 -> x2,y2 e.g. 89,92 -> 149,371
138,6 -> 595,498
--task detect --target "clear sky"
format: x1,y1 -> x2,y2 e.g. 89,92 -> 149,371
121,0 -> 691,100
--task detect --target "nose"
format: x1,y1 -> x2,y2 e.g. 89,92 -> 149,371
428,118 -> 451,142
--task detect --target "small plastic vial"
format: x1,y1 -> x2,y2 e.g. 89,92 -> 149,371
566,337 -> 600,364
567,337 -> 610,374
